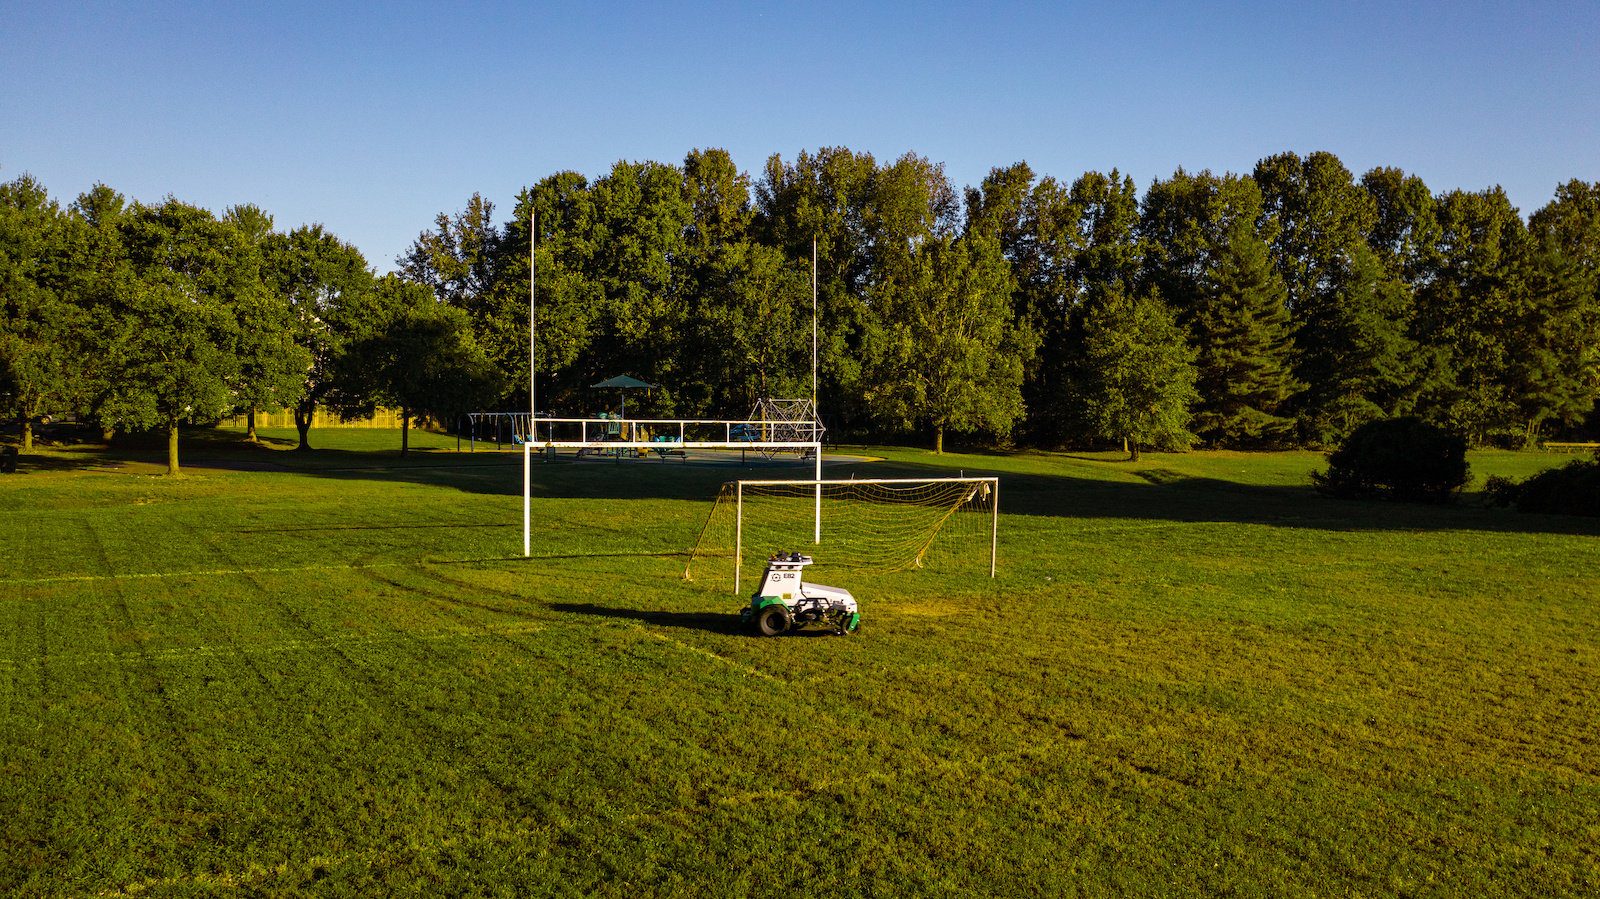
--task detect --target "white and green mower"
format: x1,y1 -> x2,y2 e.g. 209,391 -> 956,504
741,552 -> 860,636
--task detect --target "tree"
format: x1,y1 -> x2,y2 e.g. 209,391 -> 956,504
261,224 -> 376,450
59,184 -> 131,442
0,174 -> 80,450
497,172 -> 603,416
400,193 -> 499,308
679,240 -> 812,416
1412,187 -> 1532,442
1361,166 -> 1440,287
865,232 -> 1034,452
579,160 -> 694,408
1521,180 -> 1600,442
1188,216 -> 1301,445
1076,287 -> 1198,460
755,147 -> 880,429
1139,170 -> 1298,445
1254,151 -> 1415,442
345,276 -> 501,455
98,199 -> 241,474
1008,170 -> 1143,446
221,204 -> 309,441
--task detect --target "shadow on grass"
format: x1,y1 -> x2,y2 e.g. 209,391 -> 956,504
18,425 -> 1600,540
553,602 -> 850,638
551,602 -> 747,636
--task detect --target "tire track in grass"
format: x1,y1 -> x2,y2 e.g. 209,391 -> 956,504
184,538 -> 570,863
84,517 -> 203,777
0,577 -> 55,890
162,517 -> 504,875
350,560 -> 776,847
73,515 -> 213,887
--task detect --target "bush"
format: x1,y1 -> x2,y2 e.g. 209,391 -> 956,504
1311,416 -> 1470,503
1505,458 -> 1600,517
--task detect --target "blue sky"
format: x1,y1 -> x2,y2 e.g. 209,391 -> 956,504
5,1 -> 1596,272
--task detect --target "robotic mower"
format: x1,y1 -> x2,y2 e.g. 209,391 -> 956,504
741,552 -> 860,636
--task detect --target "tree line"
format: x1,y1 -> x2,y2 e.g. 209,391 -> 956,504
4,148 -> 1599,471
0,177 -> 498,472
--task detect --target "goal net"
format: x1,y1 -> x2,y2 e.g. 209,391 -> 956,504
684,477 -> 998,592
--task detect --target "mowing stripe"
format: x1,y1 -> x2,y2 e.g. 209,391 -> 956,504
1,561 -> 418,586
0,623 -> 549,671
1,552 -> 690,586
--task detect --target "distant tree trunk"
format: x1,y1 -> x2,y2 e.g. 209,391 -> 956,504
935,423 -> 945,455
246,407 -> 258,443
1126,436 -> 1140,462
401,406 -> 410,456
294,402 -> 313,451
21,419 -> 32,451
167,420 -> 181,475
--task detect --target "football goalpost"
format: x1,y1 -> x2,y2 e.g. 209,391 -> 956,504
684,477 -> 999,592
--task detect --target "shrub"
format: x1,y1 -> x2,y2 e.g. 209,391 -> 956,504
1311,416 -> 1470,503
1507,458 -> 1600,517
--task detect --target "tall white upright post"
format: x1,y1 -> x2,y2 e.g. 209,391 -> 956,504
812,238 -> 822,544
735,482 -> 744,594
990,481 -> 999,577
523,442 -> 531,556
524,212 -> 536,557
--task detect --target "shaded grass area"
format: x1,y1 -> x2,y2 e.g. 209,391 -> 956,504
1,433 -> 1597,896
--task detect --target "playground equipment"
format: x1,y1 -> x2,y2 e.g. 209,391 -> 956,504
747,398 -> 824,459
741,552 -> 860,636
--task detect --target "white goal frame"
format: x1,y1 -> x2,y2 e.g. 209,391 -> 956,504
715,476 -> 999,592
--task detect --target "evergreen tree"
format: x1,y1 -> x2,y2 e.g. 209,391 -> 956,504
1189,217 -> 1301,445
1413,187 -> 1532,443
1293,243 -> 1416,444
1522,180 -> 1600,442
1254,151 -> 1415,442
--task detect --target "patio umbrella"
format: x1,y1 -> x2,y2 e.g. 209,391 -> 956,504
591,374 -> 656,418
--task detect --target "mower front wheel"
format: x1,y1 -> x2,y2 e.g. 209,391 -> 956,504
755,604 -> 792,637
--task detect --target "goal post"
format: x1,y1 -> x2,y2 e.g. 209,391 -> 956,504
685,477 -> 999,592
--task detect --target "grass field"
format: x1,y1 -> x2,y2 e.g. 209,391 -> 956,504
2,428 -> 1598,896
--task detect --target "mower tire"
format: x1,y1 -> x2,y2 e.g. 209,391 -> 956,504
755,603 -> 792,637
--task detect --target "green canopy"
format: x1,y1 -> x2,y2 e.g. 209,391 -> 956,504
591,375 -> 656,418
591,375 -> 656,390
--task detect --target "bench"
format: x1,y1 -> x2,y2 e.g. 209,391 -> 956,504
1542,442 -> 1600,453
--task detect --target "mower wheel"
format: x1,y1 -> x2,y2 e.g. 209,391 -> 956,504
755,603 -> 792,637
839,611 -> 860,635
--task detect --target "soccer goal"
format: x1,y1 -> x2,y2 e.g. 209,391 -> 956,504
684,477 -> 999,592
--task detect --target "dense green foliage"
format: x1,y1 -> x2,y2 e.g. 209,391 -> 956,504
1487,455 -> 1600,516
1312,415 -> 1472,502
2,434 -> 1597,895
6,152 -> 1600,455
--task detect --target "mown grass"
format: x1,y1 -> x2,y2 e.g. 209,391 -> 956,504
1,430 -> 1597,896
